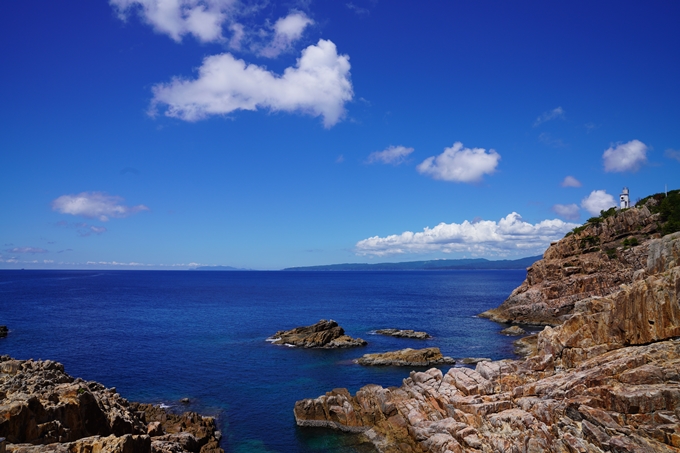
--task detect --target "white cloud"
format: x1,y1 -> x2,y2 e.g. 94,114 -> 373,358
150,39 -> 353,128
581,190 -> 616,215
552,203 -> 580,221
416,142 -> 500,183
664,148 -> 680,162
602,139 -> 648,173
366,145 -> 414,165
6,247 -> 49,254
110,0 -> 236,42
52,192 -> 149,222
533,107 -> 565,127
355,213 -> 578,256
260,12 -> 314,58
561,176 -> 582,187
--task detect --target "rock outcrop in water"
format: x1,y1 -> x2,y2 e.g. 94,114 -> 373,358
356,348 -> 454,367
269,319 -> 367,348
375,329 -> 431,339
0,326 -> 7,338
0,356 -> 223,453
294,222 -> 680,451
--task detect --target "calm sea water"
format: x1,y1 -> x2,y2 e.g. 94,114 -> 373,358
0,270 -> 528,452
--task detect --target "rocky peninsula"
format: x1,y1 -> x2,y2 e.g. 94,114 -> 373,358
0,356 -> 223,453
356,348 -> 454,367
293,195 -> 680,453
376,329 -> 431,339
268,319 -> 367,348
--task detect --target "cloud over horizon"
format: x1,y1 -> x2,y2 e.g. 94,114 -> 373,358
603,139 -> 648,173
5,247 -> 49,254
416,142 -> 500,183
581,190 -> 616,215
150,39 -> 353,127
366,145 -> 414,165
355,213 -> 577,256
52,192 -> 149,222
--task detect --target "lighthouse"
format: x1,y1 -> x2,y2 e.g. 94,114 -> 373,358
620,187 -> 630,209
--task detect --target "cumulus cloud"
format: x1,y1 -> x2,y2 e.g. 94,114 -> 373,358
581,190 -> 616,215
260,12 -> 314,58
51,192 -> 149,222
416,142 -> 500,183
561,176 -> 582,188
665,148 -> 680,162
6,247 -> 49,254
150,39 -> 353,128
366,146 -> 414,165
533,107 -> 565,127
602,139 -> 648,173
552,203 -> 580,221
110,0 -> 237,42
355,213 -> 578,256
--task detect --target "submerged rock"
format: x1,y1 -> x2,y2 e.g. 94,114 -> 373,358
375,329 -> 430,339
268,319 -> 367,348
499,325 -> 526,336
356,347 -> 454,367
0,355 -> 223,453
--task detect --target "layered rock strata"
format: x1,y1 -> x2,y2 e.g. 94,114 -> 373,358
294,231 -> 680,453
269,319 -> 367,348
356,348 -> 454,367
480,205 -> 660,326
375,329 -> 431,339
0,357 -> 223,453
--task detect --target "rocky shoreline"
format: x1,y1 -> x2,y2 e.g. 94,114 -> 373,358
375,329 -> 431,340
356,348 -> 454,367
0,356 -> 223,453
293,202 -> 680,452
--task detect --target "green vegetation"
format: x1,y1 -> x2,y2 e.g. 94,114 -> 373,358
636,189 -> 680,236
605,248 -> 617,259
622,237 -> 639,247
580,235 -> 600,248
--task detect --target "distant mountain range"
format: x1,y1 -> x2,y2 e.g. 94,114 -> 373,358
282,255 -> 541,271
192,265 -> 246,271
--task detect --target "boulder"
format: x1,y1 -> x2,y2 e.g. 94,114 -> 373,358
356,348 -> 454,367
0,326 -> 7,338
268,320 -> 367,348
375,329 -> 431,339
500,325 -> 526,335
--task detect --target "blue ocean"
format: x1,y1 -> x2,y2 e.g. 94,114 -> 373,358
0,270 -> 528,452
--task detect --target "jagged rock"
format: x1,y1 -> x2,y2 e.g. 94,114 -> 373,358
513,334 -> 538,357
375,329 -> 431,339
499,325 -> 526,335
294,226 -> 680,452
356,348 -> 454,367
0,356 -> 223,453
480,205 -> 660,325
268,319 -> 367,348
0,326 -> 7,338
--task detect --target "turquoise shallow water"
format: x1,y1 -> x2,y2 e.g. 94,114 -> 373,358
0,269 -> 528,452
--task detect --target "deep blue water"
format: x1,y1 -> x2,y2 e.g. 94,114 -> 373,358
0,270 -> 529,452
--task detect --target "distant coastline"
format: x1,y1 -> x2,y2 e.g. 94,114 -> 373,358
282,255 -> 541,271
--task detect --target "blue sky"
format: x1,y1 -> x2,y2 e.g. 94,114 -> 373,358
1,0 -> 679,270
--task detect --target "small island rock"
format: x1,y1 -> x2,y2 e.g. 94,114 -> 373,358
268,319 -> 367,348
375,328 -> 430,339
500,325 -> 526,336
460,357 -> 492,365
356,347 -> 454,367
0,326 -> 7,337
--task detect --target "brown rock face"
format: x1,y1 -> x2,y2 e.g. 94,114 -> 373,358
269,319 -> 367,348
0,357 -> 223,453
294,231 -> 680,452
356,348 -> 454,367
480,205 -> 660,326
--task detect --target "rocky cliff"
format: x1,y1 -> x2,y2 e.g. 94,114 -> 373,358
480,204 -> 661,326
293,226 -> 680,452
0,357 -> 223,453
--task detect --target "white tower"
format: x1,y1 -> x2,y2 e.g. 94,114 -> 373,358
620,187 -> 630,209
